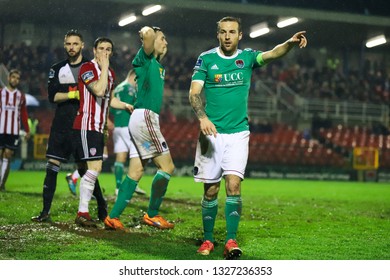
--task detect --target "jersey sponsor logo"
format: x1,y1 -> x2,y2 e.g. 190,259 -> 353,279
195,58 -> 203,68
211,64 -> 219,70
214,72 -> 244,83
81,70 -> 95,83
224,72 -> 243,82
235,59 -> 245,68
4,105 -> 16,111
48,68 -> 55,79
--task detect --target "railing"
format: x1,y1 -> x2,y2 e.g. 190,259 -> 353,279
168,83 -> 389,127
299,99 -> 389,125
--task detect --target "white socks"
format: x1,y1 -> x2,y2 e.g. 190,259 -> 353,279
78,170 -> 98,213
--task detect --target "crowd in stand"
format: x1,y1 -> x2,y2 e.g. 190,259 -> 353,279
1,43 -> 389,105
252,53 -> 390,104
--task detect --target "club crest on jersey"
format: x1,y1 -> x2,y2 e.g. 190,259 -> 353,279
90,147 -> 97,156
81,71 -> 95,83
214,74 -> 223,83
235,59 -> 245,68
159,68 -> 165,79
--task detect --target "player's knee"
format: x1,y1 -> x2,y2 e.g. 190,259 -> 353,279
129,165 -> 144,181
164,162 -> 175,175
4,149 -> 14,159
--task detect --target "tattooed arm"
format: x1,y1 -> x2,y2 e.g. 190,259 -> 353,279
189,81 -> 217,137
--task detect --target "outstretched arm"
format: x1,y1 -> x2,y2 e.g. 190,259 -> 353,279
261,31 -> 307,64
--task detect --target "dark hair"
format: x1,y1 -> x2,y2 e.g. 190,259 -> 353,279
217,16 -> 242,33
65,29 -> 83,41
9,69 -> 21,77
152,26 -> 162,32
94,37 -> 114,52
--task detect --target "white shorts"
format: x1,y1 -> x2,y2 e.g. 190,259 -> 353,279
128,109 -> 169,160
193,130 -> 250,183
113,127 -> 135,154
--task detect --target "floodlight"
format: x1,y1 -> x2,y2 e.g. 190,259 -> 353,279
142,5 -> 162,16
118,14 -> 137,27
366,35 -> 386,48
277,17 -> 299,28
249,22 -> 269,38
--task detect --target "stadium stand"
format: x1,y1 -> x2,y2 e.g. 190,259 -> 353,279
0,41 -> 389,172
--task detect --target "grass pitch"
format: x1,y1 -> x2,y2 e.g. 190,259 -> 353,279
0,170 -> 389,260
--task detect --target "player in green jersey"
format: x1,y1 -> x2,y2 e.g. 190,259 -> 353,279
111,69 -> 146,196
189,16 -> 307,259
104,26 -> 175,231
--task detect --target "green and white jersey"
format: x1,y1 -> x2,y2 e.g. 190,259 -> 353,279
132,48 -> 165,114
192,47 -> 264,134
110,80 -> 136,127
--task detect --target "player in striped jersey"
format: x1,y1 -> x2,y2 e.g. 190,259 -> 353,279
72,37 -> 133,227
31,30 -> 108,224
0,69 -> 30,191
189,16 -> 307,259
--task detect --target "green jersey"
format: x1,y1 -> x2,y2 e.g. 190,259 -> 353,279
192,47 -> 264,134
132,48 -> 165,114
110,80 -> 136,127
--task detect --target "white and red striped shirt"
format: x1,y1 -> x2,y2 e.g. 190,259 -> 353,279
73,60 -> 115,133
0,87 -> 29,135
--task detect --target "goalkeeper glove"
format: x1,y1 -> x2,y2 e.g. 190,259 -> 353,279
68,86 -> 80,100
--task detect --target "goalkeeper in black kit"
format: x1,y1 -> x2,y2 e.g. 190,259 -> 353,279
31,30 -> 107,225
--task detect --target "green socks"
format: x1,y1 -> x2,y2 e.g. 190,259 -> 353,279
201,198 -> 218,242
225,195 -> 242,242
147,170 -> 171,218
114,162 -> 124,190
109,175 -> 137,218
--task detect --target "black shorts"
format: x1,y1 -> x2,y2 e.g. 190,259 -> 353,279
0,134 -> 20,150
72,130 -> 104,161
46,129 -> 78,162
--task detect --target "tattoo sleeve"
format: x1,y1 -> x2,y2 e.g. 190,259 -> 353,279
189,93 -> 206,119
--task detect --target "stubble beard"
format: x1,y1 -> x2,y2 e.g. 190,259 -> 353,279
67,49 -> 82,63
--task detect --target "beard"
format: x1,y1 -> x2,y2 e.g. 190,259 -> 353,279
67,49 -> 82,60
220,42 -> 237,56
9,81 -> 18,89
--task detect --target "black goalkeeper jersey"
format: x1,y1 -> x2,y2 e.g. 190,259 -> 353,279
47,57 -> 89,132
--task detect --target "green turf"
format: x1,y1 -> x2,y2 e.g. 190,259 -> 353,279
0,170 -> 389,260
